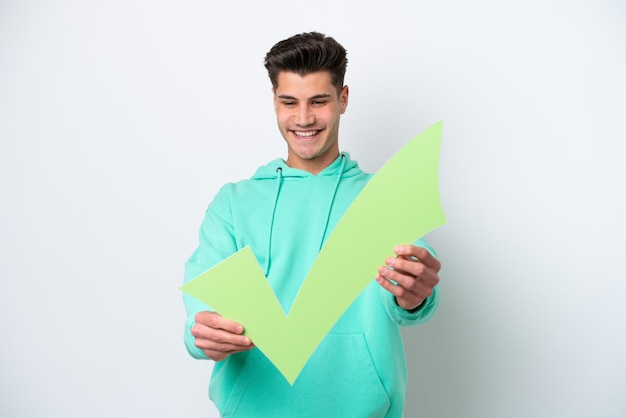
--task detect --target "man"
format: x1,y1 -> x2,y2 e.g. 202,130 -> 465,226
183,32 -> 441,417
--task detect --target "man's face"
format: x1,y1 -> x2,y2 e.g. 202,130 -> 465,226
273,71 -> 349,174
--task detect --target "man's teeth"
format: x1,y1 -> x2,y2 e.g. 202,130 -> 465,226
294,131 -> 318,137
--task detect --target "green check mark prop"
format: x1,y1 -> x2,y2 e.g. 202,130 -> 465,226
180,121 -> 445,384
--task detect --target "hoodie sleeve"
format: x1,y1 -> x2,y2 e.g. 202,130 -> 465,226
182,185 -> 238,359
381,237 -> 440,326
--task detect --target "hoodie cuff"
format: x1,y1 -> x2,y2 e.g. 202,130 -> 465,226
184,315 -> 210,360
384,286 -> 440,325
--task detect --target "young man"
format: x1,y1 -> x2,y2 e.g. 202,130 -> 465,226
183,32 -> 441,417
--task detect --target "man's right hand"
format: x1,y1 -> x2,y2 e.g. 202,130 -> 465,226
191,311 -> 254,361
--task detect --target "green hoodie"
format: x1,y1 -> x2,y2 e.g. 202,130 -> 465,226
183,153 -> 439,417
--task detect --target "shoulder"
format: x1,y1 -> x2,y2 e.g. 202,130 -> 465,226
208,161 -> 279,207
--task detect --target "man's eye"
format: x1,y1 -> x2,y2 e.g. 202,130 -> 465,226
283,102 -> 295,106
312,101 -> 327,106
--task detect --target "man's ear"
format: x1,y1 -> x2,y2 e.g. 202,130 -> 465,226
340,85 -> 349,114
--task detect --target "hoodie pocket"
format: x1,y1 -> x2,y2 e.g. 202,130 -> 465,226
220,333 -> 391,418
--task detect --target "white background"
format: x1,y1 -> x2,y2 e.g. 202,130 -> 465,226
1,1 -> 625,417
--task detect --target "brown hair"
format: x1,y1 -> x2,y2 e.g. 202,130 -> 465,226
264,32 -> 348,93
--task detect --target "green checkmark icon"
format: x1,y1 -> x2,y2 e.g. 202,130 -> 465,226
180,121 -> 445,384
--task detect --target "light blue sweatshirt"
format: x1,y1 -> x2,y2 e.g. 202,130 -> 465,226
183,153 -> 439,417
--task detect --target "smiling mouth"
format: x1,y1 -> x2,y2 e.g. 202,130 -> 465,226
292,130 -> 321,138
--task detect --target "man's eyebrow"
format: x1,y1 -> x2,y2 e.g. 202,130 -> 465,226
309,94 -> 332,100
277,94 -> 333,101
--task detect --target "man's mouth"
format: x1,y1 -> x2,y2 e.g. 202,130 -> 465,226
292,130 -> 320,138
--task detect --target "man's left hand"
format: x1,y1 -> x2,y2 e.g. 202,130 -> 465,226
376,244 -> 441,311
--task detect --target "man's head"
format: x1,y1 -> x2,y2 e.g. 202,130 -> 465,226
265,33 -> 350,174
264,32 -> 348,94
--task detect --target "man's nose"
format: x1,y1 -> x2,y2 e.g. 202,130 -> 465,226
296,105 -> 314,126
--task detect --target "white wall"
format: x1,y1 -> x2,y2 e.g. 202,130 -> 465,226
1,1 -> 624,417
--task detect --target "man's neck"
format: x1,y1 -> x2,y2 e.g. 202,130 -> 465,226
285,151 -> 340,175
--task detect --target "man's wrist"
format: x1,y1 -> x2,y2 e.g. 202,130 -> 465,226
395,297 -> 427,313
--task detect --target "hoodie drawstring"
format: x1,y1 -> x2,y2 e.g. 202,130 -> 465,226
264,166 -> 283,275
319,153 -> 346,251
264,154 -> 346,276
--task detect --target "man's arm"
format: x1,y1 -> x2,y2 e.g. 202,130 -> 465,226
183,184 -> 247,360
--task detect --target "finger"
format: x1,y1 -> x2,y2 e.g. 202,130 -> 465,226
377,265 -> 416,289
192,322 -> 252,348
375,273 -> 407,297
375,274 -> 424,308
376,266 -> 424,298
195,332 -> 254,353
377,265 -> 437,299
383,257 -> 440,289
394,245 -> 441,272
195,311 -> 245,335
384,256 -> 427,280
203,345 -> 254,362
